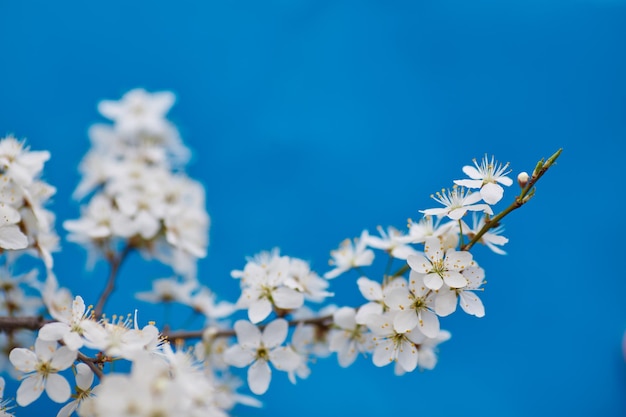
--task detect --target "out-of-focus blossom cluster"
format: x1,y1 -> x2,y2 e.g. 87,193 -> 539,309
63,88 -> 209,279
0,90 -> 528,417
0,135 -> 59,267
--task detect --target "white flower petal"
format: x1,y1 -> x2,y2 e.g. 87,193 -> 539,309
0,225 -> 28,250
269,347 -> 301,372
56,400 -> 79,417
62,332 -> 84,351
248,299 -> 273,324
248,359 -> 272,395
16,374 -> 44,406
448,207 -> 468,220
454,178 -> 483,188
393,310 -> 419,333
356,277 -> 382,301
262,319 -> 288,348
462,165 -> 482,180
435,290 -> 458,317
442,271 -> 467,289
45,373 -> 71,403
38,322 -> 69,342
384,288 -> 411,311
337,343 -> 358,368
75,363 -> 94,390
50,347 -> 77,371
34,339 -> 57,362
372,340 -> 394,367
355,302 -> 383,325
423,273 -> 444,290
333,307 -> 357,329
444,250 -> 474,270
397,339 -> 418,372
9,348 -> 38,372
234,320 -> 261,349
460,291 -> 485,317
407,254 -> 431,274
223,345 -> 256,368
272,287 -> 304,310
418,310 -> 440,338
480,182 -> 504,205
417,348 -> 438,370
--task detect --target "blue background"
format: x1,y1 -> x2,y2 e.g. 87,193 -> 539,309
1,1 -> 625,416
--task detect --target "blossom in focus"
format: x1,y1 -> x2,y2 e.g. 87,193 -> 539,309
324,230 -> 374,279
38,295 -> 93,351
407,237 -> 475,291
454,155 -> 512,205
366,311 -> 425,373
236,268 -> 304,324
383,271 -> 440,337
81,313 -> 162,360
9,339 -> 77,406
223,319 -> 300,395
420,185 -> 492,221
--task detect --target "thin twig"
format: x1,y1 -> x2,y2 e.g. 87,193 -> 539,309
164,314 -> 335,341
77,351 -> 104,380
94,243 -> 133,318
0,316 -> 51,332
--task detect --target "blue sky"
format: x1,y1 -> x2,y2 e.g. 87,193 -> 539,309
1,1 -> 625,416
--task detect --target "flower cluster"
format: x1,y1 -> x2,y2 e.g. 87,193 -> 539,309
0,89 -> 560,417
63,88 -> 208,278
0,135 -> 58,266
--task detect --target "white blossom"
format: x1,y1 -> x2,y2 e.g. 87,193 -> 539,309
366,312 -> 425,373
421,185 -> 492,220
38,295 -> 93,351
383,271 -> 440,337
407,237 -> 475,291
9,338 -> 77,406
454,155 -> 513,205
223,319 -> 300,395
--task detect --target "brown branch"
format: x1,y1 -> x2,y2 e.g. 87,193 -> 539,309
77,351 -> 104,380
0,316 -> 51,332
461,148 -> 562,252
94,243 -> 133,318
164,314 -> 335,341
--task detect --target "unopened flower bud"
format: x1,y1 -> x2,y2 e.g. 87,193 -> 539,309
517,172 -> 529,188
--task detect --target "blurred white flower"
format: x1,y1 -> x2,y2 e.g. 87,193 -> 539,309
328,307 -> 374,367
324,230 -> 374,279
